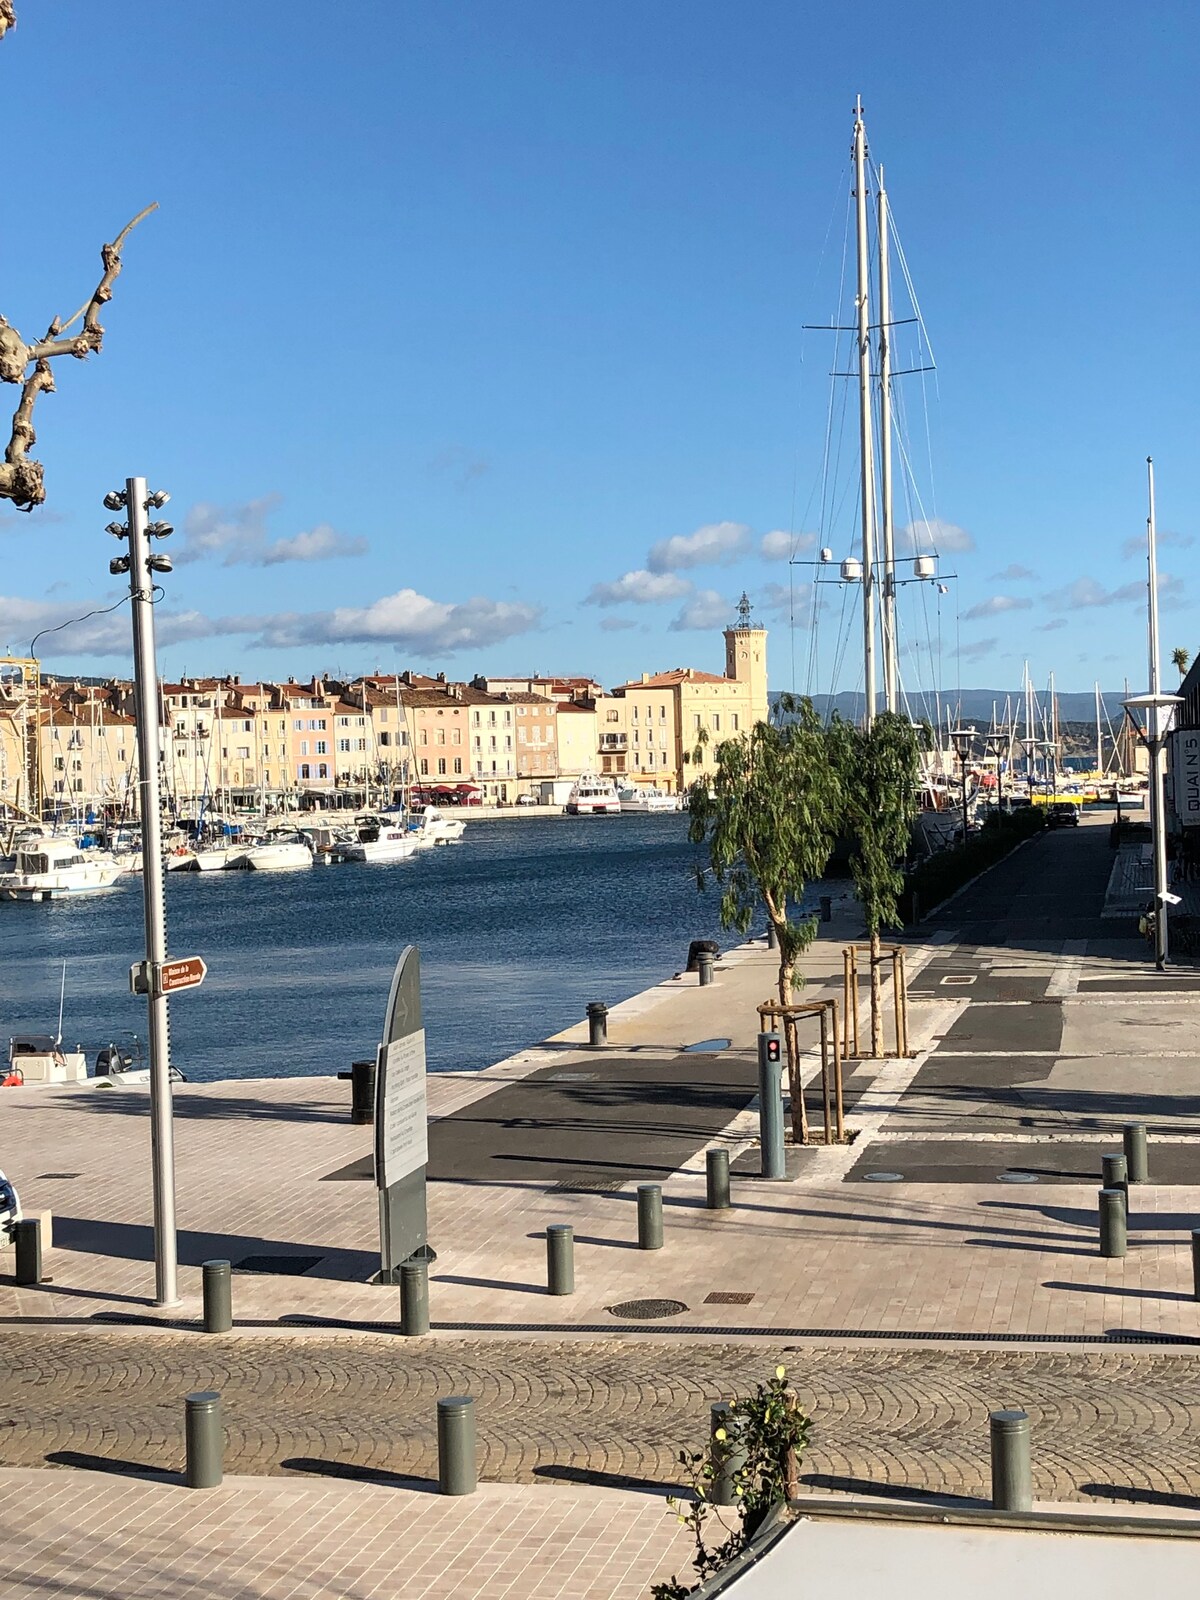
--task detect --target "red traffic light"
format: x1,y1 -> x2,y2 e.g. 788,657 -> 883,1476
760,1034 -> 782,1064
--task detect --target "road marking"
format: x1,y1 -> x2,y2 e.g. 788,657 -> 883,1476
1046,939 -> 1088,998
939,975 -> 976,987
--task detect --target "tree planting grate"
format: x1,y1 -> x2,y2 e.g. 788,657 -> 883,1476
232,1254 -> 323,1276
704,1291 -> 755,1306
606,1298 -> 689,1321
36,1172 -> 81,1180
552,1179 -> 626,1193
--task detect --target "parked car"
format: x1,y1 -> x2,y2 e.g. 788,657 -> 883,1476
516,793 -> 538,807
1046,802 -> 1080,828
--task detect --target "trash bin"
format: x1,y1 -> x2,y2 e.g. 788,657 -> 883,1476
337,1058 -> 377,1124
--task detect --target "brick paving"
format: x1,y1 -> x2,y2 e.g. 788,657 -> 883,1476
3,1331 -> 1200,1507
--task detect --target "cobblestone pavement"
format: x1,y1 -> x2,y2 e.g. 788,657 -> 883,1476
5,1332 -> 1200,1507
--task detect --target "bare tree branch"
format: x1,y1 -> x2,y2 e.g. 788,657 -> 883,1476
0,4 -> 15,44
1,204 -> 157,510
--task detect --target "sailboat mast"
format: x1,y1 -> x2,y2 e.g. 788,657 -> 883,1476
1095,682 -> 1102,772
877,163 -> 898,714
853,97 -> 879,727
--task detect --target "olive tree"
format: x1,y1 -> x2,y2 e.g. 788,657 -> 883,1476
831,711 -> 923,1056
0,10 -> 155,509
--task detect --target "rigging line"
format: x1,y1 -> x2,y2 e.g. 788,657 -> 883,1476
877,183 -> 941,522
818,185 -> 855,544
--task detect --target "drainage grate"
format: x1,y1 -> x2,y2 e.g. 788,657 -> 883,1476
606,1298 -> 689,1321
862,1172 -> 904,1182
705,1291 -> 755,1306
552,1179 -> 626,1193
36,1172 -> 81,1180
232,1254 -> 323,1276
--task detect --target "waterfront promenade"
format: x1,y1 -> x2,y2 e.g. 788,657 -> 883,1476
4,809 -> 1200,1593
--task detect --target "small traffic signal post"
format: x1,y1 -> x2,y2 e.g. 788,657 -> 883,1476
757,1032 -> 786,1179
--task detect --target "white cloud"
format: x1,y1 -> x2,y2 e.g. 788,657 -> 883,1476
1047,574 -> 1183,610
668,589 -> 730,632
584,570 -> 693,606
1037,618 -> 1068,632
180,495 -> 368,566
756,581 -> 820,623
0,593 -> 227,657
646,521 -> 750,573
599,617 -> 639,632
990,563 -> 1036,581
959,636 -> 998,663
1121,528 -> 1194,560
760,530 -> 817,562
903,517 -> 974,553
961,595 -> 1033,621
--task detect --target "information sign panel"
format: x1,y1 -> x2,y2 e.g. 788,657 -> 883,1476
373,945 -> 430,1280
1173,729 -> 1200,827
376,1029 -> 428,1186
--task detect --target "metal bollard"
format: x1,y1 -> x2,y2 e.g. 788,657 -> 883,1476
185,1391 -> 223,1489
546,1225 -> 574,1295
706,1147 -> 731,1210
1102,1153 -> 1128,1215
1099,1187 -> 1127,1258
766,922 -> 778,950
14,1218 -> 41,1286
819,895 -> 833,923
1192,1231 -> 1200,1302
1124,1123 -> 1148,1184
757,1033 -> 785,1180
336,1059 -> 376,1124
586,1001 -> 608,1048
400,1256 -> 430,1336
710,1403 -> 747,1507
637,1184 -> 664,1250
697,950 -> 715,987
989,1409 -> 1032,1512
202,1260 -> 232,1333
437,1395 -> 477,1495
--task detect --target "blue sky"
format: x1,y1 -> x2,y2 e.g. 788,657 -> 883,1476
1,0 -> 1197,700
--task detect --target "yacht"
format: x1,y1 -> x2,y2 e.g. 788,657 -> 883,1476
409,806 -> 467,847
0,837 -> 127,901
566,775 -> 622,815
615,784 -> 680,814
229,831 -> 313,871
337,822 -> 418,863
4,1034 -> 88,1086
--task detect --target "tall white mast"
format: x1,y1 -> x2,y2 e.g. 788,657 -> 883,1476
877,163 -> 898,714
853,97 -> 879,727
1095,682 -> 1102,772
1146,456 -> 1170,967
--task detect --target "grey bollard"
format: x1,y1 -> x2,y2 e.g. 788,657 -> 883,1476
766,922 -> 778,950
706,1147 -> 731,1210
1102,1153 -> 1128,1214
1192,1231 -> 1200,1302
437,1395 -> 477,1495
14,1217 -> 41,1286
757,1033 -> 785,1180
1124,1123 -> 1148,1184
710,1403 -> 747,1507
400,1256 -> 430,1336
202,1260 -> 232,1333
1099,1187 -> 1127,1258
185,1391 -> 223,1489
819,894 -> 833,923
586,1001 -> 608,1048
546,1225 -> 574,1296
637,1184 -> 664,1250
697,950 -> 715,987
989,1409 -> 1032,1512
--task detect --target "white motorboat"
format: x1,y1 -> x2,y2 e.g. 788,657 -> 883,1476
409,806 -> 467,847
4,1034 -> 88,1086
566,775 -> 622,815
615,784 -> 680,814
0,837 -> 126,901
338,823 -> 418,863
230,831 -> 313,871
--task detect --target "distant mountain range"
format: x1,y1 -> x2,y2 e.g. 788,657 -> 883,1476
773,688 -> 1143,723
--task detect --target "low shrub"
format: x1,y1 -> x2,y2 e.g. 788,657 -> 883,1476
900,806 -> 1046,923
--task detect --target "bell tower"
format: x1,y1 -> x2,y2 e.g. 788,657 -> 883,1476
723,592 -> 768,722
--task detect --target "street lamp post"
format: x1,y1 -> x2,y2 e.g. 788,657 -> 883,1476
949,726 -> 976,845
983,731 -> 1008,813
1123,691 -> 1182,969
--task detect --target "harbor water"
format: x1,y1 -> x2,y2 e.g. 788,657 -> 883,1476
0,815 -> 748,1083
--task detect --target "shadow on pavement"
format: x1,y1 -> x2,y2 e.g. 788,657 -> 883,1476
280,1456 -> 436,1492
45,1449 -> 176,1484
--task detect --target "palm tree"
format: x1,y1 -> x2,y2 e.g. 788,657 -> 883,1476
1172,647 -> 1190,681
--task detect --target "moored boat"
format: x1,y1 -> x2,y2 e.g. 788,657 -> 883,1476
566,775 -> 621,815
0,837 -> 126,901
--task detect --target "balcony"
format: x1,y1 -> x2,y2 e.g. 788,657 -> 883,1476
600,733 -> 627,750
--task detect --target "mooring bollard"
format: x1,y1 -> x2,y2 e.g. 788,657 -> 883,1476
637,1184 -> 664,1250
185,1390 -> 223,1489
202,1260 -> 232,1333
1192,1231 -> 1200,1302
1124,1123 -> 1148,1185
989,1409 -> 1032,1512
819,894 -> 833,923
586,1001 -> 608,1048
1102,1152 -> 1129,1213
757,1033 -> 785,1180
400,1256 -> 430,1336
710,1403 -> 747,1507
1099,1187 -> 1127,1258
437,1395 -> 477,1495
14,1217 -> 41,1286
697,949 -> 715,987
706,1147 -> 731,1210
766,922 -> 778,950
546,1225 -> 575,1295
336,1058 -> 377,1124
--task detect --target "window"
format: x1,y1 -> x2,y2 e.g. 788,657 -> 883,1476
648,750 -> 655,767
632,729 -> 639,746
732,714 -> 740,731
300,741 -> 309,756
316,740 -> 328,756
294,719 -> 303,731
222,747 -> 230,759
504,711 -> 511,726
73,779 -> 83,792
437,758 -> 446,775
712,714 -> 720,733
318,763 -> 328,779
631,705 -> 638,721
119,748 -> 127,762
420,758 -> 428,775
357,738 -> 367,751
400,731 -> 408,745
54,756 -> 64,771
379,731 -> 390,746
517,706 -> 526,717
453,757 -> 462,775
337,716 -> 348,727
518,728 -> 527,745
53,779 -> 64,793
504,736 -> 512,751
452,729 -> 461,745
660,705 -> 667,721
420,729 -> 428,744
300,763 -> 311,780
488,711 -> 496,727
693,714 -> 701,730
242,721 -> 251,733
472,711 -> 480,727
489,736 -> 497,752
264,770 -> 271,784
378,708 -> 388,723
338,738 -> 351,753
236,745 -> 250,759
474,736 -> 481,750
97,725 -> 106,739
436,729 -> 445,744
279,720 -> 286,732
606,710 -> 619,723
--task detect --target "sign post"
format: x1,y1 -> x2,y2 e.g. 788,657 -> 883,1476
374,945 -> 430,1281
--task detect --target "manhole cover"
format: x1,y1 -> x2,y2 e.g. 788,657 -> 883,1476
862,1172 -> 904,1182
704,1291 -> 755,1305
607,1298 -> 689,1321
684,1038 -> 732,1054
998,1172 -> 1039,1183
553,1179 -> 626,1193
232,1254 -> 323,1276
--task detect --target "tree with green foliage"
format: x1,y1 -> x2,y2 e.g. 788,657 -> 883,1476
687,697 -> 843,1135
1172,646 -> 1190,681
830,711 -> 924,1056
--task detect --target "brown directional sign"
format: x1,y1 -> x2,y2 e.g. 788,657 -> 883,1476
159,956 -> 207,994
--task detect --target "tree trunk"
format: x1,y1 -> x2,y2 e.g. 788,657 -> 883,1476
869,927 -> 883,1057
